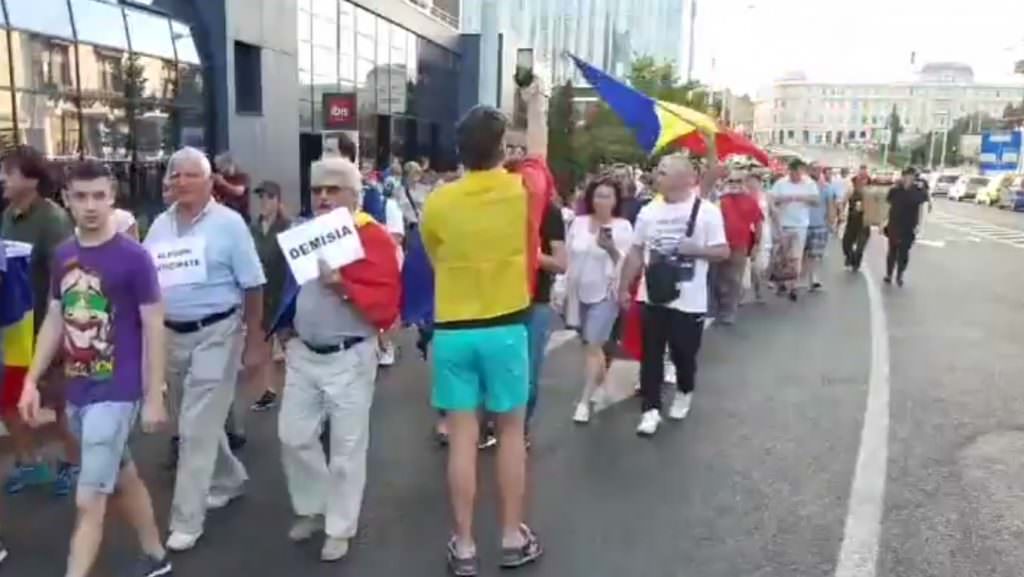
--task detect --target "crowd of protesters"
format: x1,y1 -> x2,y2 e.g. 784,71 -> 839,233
0,70 -> 934,577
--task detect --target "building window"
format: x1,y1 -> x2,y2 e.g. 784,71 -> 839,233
234,41 -> 262,115
6,0 -> 74,39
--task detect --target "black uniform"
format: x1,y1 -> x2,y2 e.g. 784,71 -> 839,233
885,183 -> 929,281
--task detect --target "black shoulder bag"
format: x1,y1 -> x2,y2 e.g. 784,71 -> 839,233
644,198 -> 702,305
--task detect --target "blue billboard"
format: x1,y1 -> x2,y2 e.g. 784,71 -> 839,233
979,131 -> 1022,175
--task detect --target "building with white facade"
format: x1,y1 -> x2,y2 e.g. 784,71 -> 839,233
753,63 -> 1024,148
461,0 -> 687,85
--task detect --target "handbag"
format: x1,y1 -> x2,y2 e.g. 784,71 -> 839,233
644,198 -> 701,305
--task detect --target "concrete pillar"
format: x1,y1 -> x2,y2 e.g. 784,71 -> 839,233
478,0 -> 499,107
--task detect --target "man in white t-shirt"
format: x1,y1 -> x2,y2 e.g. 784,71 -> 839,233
618,153 -> 729,437
767,159 -> 819,300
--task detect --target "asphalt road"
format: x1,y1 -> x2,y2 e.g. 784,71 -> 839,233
4,200 -> 1024,577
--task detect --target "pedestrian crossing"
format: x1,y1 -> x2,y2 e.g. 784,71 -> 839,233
928,212 -> 1024,249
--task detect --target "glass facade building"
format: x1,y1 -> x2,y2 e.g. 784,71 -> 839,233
0,0 -> 204,218
298,0 -> 460,170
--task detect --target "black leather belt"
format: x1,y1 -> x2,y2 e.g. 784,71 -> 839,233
301,336 -> 367,355
165,307 -> 237,334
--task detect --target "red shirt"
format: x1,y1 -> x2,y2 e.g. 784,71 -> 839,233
213,172 -> 251,222
719,192 -> 764,252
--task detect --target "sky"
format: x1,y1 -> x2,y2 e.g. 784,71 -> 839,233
690,0 -> 1024,95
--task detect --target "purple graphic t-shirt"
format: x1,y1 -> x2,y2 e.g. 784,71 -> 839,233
51,233 -> 160,407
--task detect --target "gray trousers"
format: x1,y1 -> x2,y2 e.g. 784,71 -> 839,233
166,313 -> 249,535
278,338 -> 377,539
715,252 -> 749,318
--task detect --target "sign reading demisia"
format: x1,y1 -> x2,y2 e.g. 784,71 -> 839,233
276,207 -> 364,285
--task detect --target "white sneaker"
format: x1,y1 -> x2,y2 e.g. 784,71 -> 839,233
166,531 -> 203,552
572,402 -> 591,424
320,537 -> 350,562
636,409 -> 662,436
288,515 -> 324,542
668,392 -> 692,421
378,341 -> 396,367
205,491 -> 241,510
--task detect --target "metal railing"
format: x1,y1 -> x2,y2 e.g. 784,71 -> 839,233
404,0 -> 459,29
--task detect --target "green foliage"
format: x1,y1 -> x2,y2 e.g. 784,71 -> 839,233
557,56 -> 708,176
547,80 -> 581,200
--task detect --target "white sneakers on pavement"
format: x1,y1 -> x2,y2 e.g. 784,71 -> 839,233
668,392 -> 692,420
636,410 -> 662,436
572,402 -> 591,424
378,340 -> 396,367
205,491 -> 241,510
321,537 -> 350,562
288,516 -> 325,542
166,531 -> 203,552
637,392 -> 693,436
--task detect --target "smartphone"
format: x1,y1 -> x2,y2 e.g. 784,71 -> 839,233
599,226 -> 613,243
514,48 -> 535,88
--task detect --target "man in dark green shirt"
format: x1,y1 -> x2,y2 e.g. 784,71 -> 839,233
0,146 -> 76,497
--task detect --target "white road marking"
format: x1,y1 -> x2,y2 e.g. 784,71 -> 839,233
834,266 -> 891,577
916,239 -> 946,248
929,211 -> 1024,249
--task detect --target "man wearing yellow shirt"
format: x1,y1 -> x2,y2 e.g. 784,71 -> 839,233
421,105 -> 543,576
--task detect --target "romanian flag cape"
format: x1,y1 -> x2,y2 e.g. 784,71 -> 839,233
267,212 -> 401,336
569,55 -> 772,166
1,241 -> 34,398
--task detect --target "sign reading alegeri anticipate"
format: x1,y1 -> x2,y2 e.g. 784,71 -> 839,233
148,237 -> 208,288
276,207 -> 364,285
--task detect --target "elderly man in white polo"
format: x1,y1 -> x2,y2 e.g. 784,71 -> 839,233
144,147 -> 266,552
270,156 -> 401,562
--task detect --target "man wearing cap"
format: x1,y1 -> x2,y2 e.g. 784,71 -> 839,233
249,181 -> 291,411
768,159 -> 819,301
270,157 -> 401,562
143,147 -> 266,552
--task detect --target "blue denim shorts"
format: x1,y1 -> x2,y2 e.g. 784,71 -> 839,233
66,401 -> 139,496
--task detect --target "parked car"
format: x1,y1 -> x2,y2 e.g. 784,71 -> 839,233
872,170 -> 899,186
949,175 -> 990,202
931,173 -> 960,197
997,175 -> 1024,211
974,175 -> 1009,205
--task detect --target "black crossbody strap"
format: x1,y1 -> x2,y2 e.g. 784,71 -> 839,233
685,197 -> 702,238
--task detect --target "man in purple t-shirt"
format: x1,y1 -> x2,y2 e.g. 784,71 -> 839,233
18,161 -> 171,577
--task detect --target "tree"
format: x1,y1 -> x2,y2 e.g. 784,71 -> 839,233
547,80 -> 580,200
887,104 -> 902,153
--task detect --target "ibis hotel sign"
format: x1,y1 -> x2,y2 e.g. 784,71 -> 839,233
322,93 -> 357,131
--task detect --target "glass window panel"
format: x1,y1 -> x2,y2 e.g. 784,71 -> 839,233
355,8 -> 374,61
124,9 -> 175,60
312,0 -> 336,18
0,25 -> 11,87
298,8 -> 312,43
176,63 -> 203,109
298,40 -> 313,74
171,21 -> 200,65
311,15 -> 337,49
356,57 -> 374,111
10,32 -> 77,92
0,91 -> 16,149
16,90 -> 81,157
6,0 -> 74,39
340,52 -> 354,82
298,0 -> 311,11
132,100 -> 174,159
127,55 -> 177,101
356,6 -> 375,36
70,0 -> 128,50
76,44 -> 127,97
376,19 -> 389,66
339,10 -> 354,55
80,97 -> 130,159
406,34 -> 418,114
312,45 -> 337,83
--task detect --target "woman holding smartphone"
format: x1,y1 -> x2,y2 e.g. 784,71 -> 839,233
564,177 -> 633,424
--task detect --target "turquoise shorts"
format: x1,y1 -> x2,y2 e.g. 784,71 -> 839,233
431,324 -> 529,413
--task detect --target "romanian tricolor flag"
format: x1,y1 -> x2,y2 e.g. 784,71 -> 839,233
570,55 -> 772,166
1,241 -> 34,407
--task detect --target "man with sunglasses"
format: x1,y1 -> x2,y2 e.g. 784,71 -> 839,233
269,157 -> 401,562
